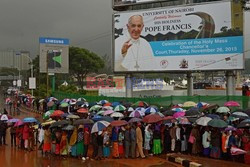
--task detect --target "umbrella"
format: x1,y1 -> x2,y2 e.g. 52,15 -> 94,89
43,110 -> 55,120
39,99 -> 45,103
1,114 -> 9,121
228,116 -> 239,122
77,97 -> 86,102
132,101 -> 149,107
41,120 -> 56,126
91,121 -> 110,133
62,125 -> 75,131
196,117 -> 212,126
111,120 -> 128,127
231,112 -> 249,119
127,107 -> 134,112
145,107 -> 158,114
114,105 -> 126,112
183,101 -> 196,108
77,108 -> 89,114
163,110 -> 176,116
216,107 -> 230,114
207,119 -> 228,128
177,117 -> 190,125
50,120 -> 69,128
60,102 -> 69,108
206,114 -> 220,119
162,116 -> 174,121
172,108 -> 184,112
225,126 -> 237,131
50,110 -> 64,117
103,110 -> 114,116
173,112 -> 185,118
110,112 -> 124,118
23,117 -> 38,123
7,118 -> 19,123
142,114 -> 163,123
237,119 -> 250,128
67,114 -> 80,119
224,101 -> 240,107
185,108 -> 200,117
112,102 -> 120,107
89,105 -> 102,112
244,109 -> 250,116
14,120 -> 24,127
151,112 -> 164,118
129,110 -> 144,118
197,102 -> 208,108
98,100 -> 109,105
47,101 -> 55,107
70,99 -> 77,105
103,102 -> 112,107
96,110 -> 105,115
128,118 -> 142,123
73,119 -> 94,125
231,146 -> 247,155
187,117 -> 199,123
102,106 -> 113,110
100,116 -> 114,122
76,101 -> 85,106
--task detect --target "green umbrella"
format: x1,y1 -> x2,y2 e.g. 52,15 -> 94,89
96,110 -> 105,115
60,102 -> 69,108
114,105 -> 126,112
216,107 -> 230,114
43,110 -> 55,120
207,119 -> 228,128
89,105 -> 102,112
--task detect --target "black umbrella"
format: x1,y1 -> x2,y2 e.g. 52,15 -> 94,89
185,108 -> 200,117
50,120 -> 69,128
100,116 -> 114,122
237,119 -> 250,128
76,101 -> 85,106
73,119 -> 94,125
187,117 -> 199,123
163,110 -> 175,116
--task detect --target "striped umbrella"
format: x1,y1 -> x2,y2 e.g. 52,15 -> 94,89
89,105 -> 102,112
110,112 -> 124,118
129,110 -> 144,118
91,121 -> 110,133
114,105 -> 126,112
103,110 -> 114,116
145,107 -> 158,114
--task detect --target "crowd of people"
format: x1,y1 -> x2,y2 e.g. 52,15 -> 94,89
0,94 -> 249,165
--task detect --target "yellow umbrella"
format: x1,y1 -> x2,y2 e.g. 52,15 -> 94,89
183,101 -> 196,108
41,120 -> 56,126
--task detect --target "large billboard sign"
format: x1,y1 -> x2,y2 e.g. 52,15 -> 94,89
113,1 -> 244,72
39,37 -> 69,73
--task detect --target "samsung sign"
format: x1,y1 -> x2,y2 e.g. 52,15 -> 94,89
39,37 -> 69,45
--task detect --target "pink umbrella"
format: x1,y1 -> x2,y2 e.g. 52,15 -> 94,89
14,120 -> 24,127
230,146 -> 247,155
173,112 -> 185,118
224,101 -> 240,107
103,110 -> 114,116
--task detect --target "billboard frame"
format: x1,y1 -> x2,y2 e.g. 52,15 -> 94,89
112,0 -> 245,74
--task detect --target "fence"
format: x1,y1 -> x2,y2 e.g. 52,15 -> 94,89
52,91 -> 250,109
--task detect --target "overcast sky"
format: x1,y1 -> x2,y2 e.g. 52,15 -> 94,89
0,0 -> 249,59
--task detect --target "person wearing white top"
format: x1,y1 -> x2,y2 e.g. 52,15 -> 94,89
115,15 -> 155,71
202,128 -> 211,156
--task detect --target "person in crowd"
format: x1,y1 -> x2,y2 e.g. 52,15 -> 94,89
83,127 -> 90,160
222,131 -> 228,159
124,125 -> 131,158
91,132 -> 98,160
180,125 -> 188,153
43,126 -> 52,156
175,124 -> 181,153
76,125 -> 84,159
130,124 -> 136,158
112,127 -> 119,158
55,129 -> 62,155
96,131 -> 104,160
10,124 -> 16,147
190,125 -> 202,155
242,129 -> 250,164
136,122 -> 145,158
69,128 -> 78,157
29,124 -> 35,151
202,127 -> 211,157
60,130 -> 68,158
0,121 -> 8,146
118,127 -> 125,157
153,124 -> 162,155
23,123 -> 30,151
103,129 -> 110,159
144,124 -> 152,157
170,123 -> 177,152
163,125 -> 171,153
210,128 -> 221,159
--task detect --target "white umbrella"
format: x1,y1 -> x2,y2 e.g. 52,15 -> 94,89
216,107 -> 230,113
0,114 -> 8,121
110,112 -> 124,118
91,121 -> 110,133
128,107 -> 134,112
196,116 -> 212,126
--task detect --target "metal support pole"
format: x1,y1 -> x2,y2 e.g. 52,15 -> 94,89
46,52 -> 49,97
187,72 -> 193,96
31,63 -> 34,96
52,75 -> 55,93
226,71 -> 236,96
125,74 -> 133,98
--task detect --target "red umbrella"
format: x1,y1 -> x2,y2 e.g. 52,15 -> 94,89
103,102 -> 112,107
162,116 -> 174,120
142,114 -> 163,123
50,110 -> 64,117
111,120 -> 128,127
77,108 -> 89,114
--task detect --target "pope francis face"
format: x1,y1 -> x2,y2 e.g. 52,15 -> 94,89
127,15 -> 144,40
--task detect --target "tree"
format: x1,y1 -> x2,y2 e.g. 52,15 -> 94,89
69,47 -> 105,89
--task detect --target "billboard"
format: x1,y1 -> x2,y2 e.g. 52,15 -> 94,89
39,37 -> 69,73
113,1 -> 244,72
113,0 -> 167,7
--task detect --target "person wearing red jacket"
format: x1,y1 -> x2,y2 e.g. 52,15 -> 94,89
23,124 -> 30,150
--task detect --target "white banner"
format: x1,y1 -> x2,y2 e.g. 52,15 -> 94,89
113,1 -> 244,72
29,77 -> 36,89
17,80 -> 21,87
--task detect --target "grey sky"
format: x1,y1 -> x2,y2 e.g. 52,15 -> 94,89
0,0 -> 249,60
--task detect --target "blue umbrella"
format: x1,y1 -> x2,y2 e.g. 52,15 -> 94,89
92,115 -> 102,122
145,107 -> 158,114
112,102 -> 120,107
91,121 -> 110,133
206,114 -> 220,119
7,118 -> 20,123
23,117 -> 38,123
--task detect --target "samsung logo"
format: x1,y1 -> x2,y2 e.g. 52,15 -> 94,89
45,39 -> 64,44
